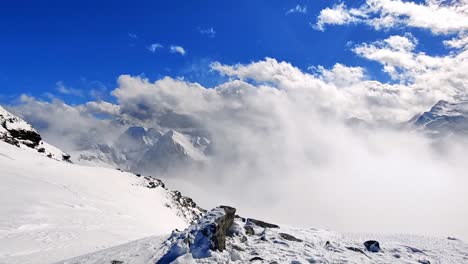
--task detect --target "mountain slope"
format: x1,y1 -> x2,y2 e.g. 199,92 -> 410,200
73,126 -> 210,174
0,139 -> 203,264
62,206 -> 468,264
410,100 -> 468,139
0,105 -> 69,161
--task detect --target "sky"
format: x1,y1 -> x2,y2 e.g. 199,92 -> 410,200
2,0 -> 468,238
1,0 -> 459,104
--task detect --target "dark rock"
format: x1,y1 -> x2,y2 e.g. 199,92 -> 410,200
246,218 -> 279,229
279,233 -> 302,242
250,257 -> 264,261
210,206 -> 236,251
364,240 -> 380,253
8,129 -> 41,148
37,148 -> 45,153
111,261 -> 124,264
62,154 -> 71,162
245,225 -> 255,236
418,260 -> 431,264
447,237 -> 458,241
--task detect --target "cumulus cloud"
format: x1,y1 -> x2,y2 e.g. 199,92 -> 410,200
286,5 -> 307,15
353,34 -> 465,83
169,45 -> 186,55
147,43 -> 164,52
315,3 -> 358,30
314,0 -> 468,34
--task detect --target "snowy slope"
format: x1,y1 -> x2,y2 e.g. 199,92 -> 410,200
62,206 -> 468,264
0,105 -> 69,161
0,140 -> 203,264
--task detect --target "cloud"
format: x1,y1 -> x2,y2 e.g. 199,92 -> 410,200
128,33 -> 138,39
286,5 -> 307,15
10,95 -> 122,151
444,33 -> 468,49
198,27 -> 216,38
169,45 -> 186,56
314,0 -> 468,34
352,34 -> 459,82
315,3 -> 357,30
147,43 -> 164,53
55,81 -> 83,97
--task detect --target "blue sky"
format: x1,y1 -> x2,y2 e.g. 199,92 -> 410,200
0,0 -> 457,104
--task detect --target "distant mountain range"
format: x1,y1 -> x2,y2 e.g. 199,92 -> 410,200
72,126 -> 210,175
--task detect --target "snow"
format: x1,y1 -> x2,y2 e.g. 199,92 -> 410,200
0,141 -> 194,264
0,106 -> 34,132
62,207 -> 468,264
73,127 -> 209,174
162,130 -> 207,161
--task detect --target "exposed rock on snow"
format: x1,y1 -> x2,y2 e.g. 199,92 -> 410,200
364,240 -> 381,253
156,206 -> 236,263
0,105 -> 70,161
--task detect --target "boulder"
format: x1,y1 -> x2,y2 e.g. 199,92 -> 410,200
364,240 -> 381,253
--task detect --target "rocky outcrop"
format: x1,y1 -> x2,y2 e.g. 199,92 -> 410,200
0,105 -> 70,161
156,206 -> 236,263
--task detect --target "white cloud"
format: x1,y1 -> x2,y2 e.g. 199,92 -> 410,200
128,33 -> 138,39
286,5 -> 307,15
444,33 -> 468,49
315,3 -> 358,31
314,0 -> 468,34
55,81 -> 83,97
198,27 -> 216,38
147,43 -> 164,53
311,63 -> 367,87
352,34 -> 457,82
169,45 -> 186,56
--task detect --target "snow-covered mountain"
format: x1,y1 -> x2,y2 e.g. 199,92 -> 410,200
73,126 -> 209,174
62,206 -> 468,264
0,105 -> 70,161
409,100 -> 468,139
0,123 -> 204,264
